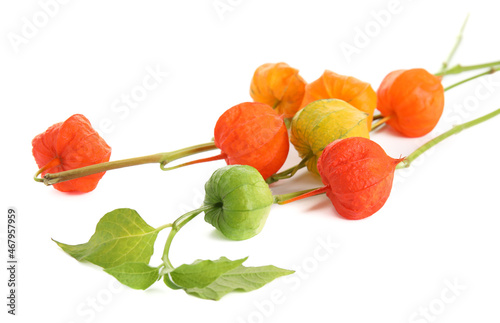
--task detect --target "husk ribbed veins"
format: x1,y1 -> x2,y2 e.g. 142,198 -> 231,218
203,165 -> 273,241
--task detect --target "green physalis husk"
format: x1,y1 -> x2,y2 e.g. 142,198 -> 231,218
203,165 -> 274,241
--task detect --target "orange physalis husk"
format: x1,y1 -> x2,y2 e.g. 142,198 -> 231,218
32,114 -> 111,192
300,70 -> 377,128
250,62 -> 307,119
377,68 -> 445,137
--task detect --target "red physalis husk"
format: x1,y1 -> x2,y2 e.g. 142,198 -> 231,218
214,102 -> 290,180
377,68 -> 445,137
32,114 -> 111,192
317,137 -> 404,220
179,102 -> 290,180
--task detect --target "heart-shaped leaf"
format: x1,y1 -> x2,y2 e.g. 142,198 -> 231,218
53,208 -> 160,268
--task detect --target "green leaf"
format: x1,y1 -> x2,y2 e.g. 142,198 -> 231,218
183,263 -> 294,301
53,208 -> 160,268
164,275 -> 183,290
105,262 -> 159,290
170,257 -> 247,288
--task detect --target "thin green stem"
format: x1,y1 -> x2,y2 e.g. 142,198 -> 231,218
158,143 -> 219,169
370,115 -> 391,132
266,154 -> 313,184
435,60 -> 500,77
284,117 -> 292,129
372,114 -> 384,121
273,187 -> 323,204
160,205 -> 214,272
160,153 -> 226,171
437,14 -> 469,76
397,107 -> 500,169
162,229 -> 179,271
156,223 -> 173,232
38,142 -> 217,186
34,170 -> 45,182
33,157 -> 61,182
444,67 -> 498,92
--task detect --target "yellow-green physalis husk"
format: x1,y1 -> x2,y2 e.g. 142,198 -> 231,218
203,165 -> 274,241
290,99 -> 370,175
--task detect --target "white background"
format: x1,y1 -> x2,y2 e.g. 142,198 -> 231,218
1,0 -> 500,322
